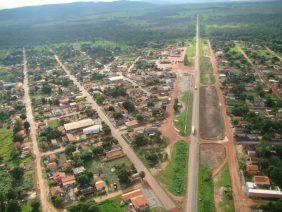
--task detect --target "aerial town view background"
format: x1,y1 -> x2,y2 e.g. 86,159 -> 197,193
0,0 -> 281,212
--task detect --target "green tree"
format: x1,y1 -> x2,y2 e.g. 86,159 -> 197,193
122,101 -> 135,113
30,198 -> 40,212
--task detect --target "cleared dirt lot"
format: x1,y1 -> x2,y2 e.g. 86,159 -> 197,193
200,85 -> 225,140
200,143 -> 226,169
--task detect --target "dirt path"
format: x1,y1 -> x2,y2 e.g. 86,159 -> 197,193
236,44 -> 281,100
208,40 -> 251,212
23,49 -> 57,212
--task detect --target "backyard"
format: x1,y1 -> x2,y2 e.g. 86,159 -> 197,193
85,156 -> 132,189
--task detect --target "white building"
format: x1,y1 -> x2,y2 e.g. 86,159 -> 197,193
83,124 -> 102,135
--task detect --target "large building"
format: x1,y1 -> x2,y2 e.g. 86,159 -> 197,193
64,119 -> 94,131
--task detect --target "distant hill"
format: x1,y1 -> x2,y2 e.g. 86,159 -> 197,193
0,0 -> 280,48
0,1 -> 156,22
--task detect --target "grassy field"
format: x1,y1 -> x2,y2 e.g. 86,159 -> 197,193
97,197 -> 126,212
217,165 -> 234,212
156,141 -> 189,196
0,124 -> 14,162
200,56 -> 215,85
185,40 -> 195,66
199,165 -> 215,212
174,92 -> 193,136
47,119 -> 60,128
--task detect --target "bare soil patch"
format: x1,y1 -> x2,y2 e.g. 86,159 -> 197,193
200,85 -> 225,140
200,143 -> 226,169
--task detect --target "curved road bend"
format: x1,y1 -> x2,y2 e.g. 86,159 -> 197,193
23,49 -> 57,212
185,15 -> 200,212
54,55 -> 176,211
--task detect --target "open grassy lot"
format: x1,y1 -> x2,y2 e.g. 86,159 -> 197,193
199,165 -> 215,212
47,119 -> 60,128
97,197 -> 126,212
174,92 -> 193,136
185,40 -> 195,66
200,86 -> 225,140
85,156 -> 132,189
0,124 -> 14,162
156,141 -> 189,196
200,56 -> 215,85
217,165 -> 234,212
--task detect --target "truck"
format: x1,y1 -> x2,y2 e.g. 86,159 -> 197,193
192,126 -> 197,135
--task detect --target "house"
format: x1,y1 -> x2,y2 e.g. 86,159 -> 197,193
66,133 -> 76,142
246,165 -> 260,176
95,180 -> 106,195
125,120 -> 139,128
122,189 -> 149,211
61,175 -> 76,187
253,176 -> 271,188
72,150 -> 80,157
50,186 -> 62,196
72,166 -> 85,175
103,147 -> 124,161
131,194 -> 149,211
46,162 -> 57,170
53,172 -> 66,182
57,126 -> 66,133
64,119 -> 94,132
62,161 -> 72,171
49,154 -> 57,162
122,189 -> 143,202
80,187 -> 95,197
108,76 -> 124,82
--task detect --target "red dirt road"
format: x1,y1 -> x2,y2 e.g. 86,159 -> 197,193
208,40 -> 251,212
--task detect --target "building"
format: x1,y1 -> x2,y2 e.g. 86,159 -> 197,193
246,182 -> 282,199
46,162 -> 57,170
50,186 -> 62,196
83,125 -> 102,135
72,166 -> 85,175
122,189 -> 149,211
103,147 -> 124,161
95,180 -> 106,195
80,187 -> 95,197
53,172 -> 66,182
253,176 -> 271,188
122,189 -> 143,202
61,175 -> 76,187
131,194 -> 149,211
64,119 -> 94,131
108,76 -> 124,82
246,165 -> 260,176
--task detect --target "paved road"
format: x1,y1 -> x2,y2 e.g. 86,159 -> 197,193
185,15 -> 200,212
54,55 -> 176,211
23,49 -> 57,212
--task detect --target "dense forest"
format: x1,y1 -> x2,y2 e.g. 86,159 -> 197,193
0,1 -> 281,49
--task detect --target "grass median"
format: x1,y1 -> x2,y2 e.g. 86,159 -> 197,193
156,141 -> 189,196
199,165 -> 215,212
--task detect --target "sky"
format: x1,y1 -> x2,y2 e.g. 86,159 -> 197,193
0,0 -> 117,10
